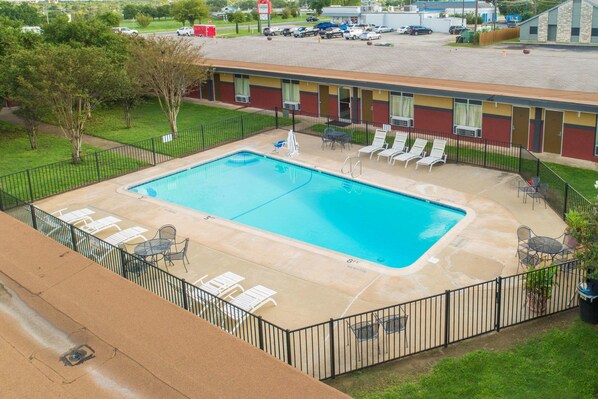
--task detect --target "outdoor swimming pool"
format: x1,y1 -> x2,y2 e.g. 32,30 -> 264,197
130,152 -> 465,268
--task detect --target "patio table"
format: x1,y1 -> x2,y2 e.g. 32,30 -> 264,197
326,130 -> 346,150
528,236 -> 564,260
134,238 -> 172,265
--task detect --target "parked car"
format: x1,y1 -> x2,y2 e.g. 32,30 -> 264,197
374,25 -> 394,33
306,16 -> 319,22
21,26 -> 42,34
448,25 -> 468,34
352,23 -> 374,32
408,25 -> 432,35
343,28 -> 363,40
293,26 -> 319,37
507,20 -> 518,28
282,27 -> 294,36
263,27 -> 283,36
319,27 -> 344,39
359,31 -> 381,40
314,22 -> 338,31
397,26 -> 410,34
112,27 -> 138,35
176,27 -> 194,36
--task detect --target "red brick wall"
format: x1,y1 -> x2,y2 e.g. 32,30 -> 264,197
414,106 -> 453,133
299,91 -> 318,115
482,114 -> 511,142
249,86 -> 282,109
562,124 -> 598,161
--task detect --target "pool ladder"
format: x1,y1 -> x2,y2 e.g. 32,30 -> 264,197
342,156 -> 362,178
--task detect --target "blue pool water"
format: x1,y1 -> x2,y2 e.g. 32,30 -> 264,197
130,152 -> 465,268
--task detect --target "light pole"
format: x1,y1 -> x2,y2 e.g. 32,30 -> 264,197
461,0 -> 465,26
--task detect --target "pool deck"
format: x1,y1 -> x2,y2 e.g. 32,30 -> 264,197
35,131 -> 567,329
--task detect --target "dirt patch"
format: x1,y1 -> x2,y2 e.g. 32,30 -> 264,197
326,309 -> 579,395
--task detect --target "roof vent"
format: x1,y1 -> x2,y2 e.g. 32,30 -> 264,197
60,344 -> 95,367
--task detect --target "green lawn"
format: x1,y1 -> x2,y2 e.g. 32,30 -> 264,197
121,16 -> 328,34
347,320 -> 598,399
544,162 -> 598,200
0,121 -> 148,201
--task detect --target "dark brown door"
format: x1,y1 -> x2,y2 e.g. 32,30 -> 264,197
543,110 -> 563,154
319,85 -> 329,116
511,107 -> 529,147
213,73 -> 221,101
361,90 -> 373,123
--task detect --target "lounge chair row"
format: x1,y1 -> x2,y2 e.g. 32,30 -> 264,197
186,272 -> 277,332
357,130 -> 448,172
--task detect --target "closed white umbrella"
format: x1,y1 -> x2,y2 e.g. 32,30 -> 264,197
287,129 -> 299,157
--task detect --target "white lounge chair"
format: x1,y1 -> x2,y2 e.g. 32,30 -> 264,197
391,138 -> 428,167
187,272 -> 246,317
104,226 -> 148,246
358,129 -> 388,159
377,132 -> 408,163
79,216 -> 122,235
52,208 -> 95,226
221,285 -> 277,332
416,139 -> 448,172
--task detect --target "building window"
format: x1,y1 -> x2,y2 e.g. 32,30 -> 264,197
571,27 -> 580,36
530,26 -> 538,34
454,99 -> 482,128
591,28 -> 598,37
389,92 -> 414,118
282,79 -> 300,103
234,75 -> 249,97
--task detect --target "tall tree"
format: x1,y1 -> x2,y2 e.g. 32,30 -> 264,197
172,0 -> 209,26
129,36 -> 210,138
0,3 -> 41,26
227,10 -> 246,34
27,45 -> 122,163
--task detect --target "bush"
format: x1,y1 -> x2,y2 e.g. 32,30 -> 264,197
135,13 -> 152,28
281,8 -> 292,19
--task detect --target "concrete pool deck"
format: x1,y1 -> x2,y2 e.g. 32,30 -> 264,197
35,130 -> 567,329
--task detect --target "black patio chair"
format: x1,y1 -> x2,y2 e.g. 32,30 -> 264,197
517,176 -> 540,198
346,319 -> 380,362
524,183 -> 548,209
164,238 -> 189,272
516,225 -> 535,255
156,224 -> 176,244
374,311 -> 409,353
517,247 -> 542,273
321,128 -> 334,149
340,128 -> 354,149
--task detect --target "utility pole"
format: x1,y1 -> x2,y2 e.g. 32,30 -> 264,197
473,0 -> 479,36
461,0 -> 465,26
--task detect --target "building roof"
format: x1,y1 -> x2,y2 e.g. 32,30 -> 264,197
416,1 -> 494,10
201,36 -> 598,111
519,0 -> 598,26
0,213 -> 348,399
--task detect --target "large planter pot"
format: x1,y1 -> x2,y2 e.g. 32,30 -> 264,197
526,291 -> 548,314
578,283 -> 598,324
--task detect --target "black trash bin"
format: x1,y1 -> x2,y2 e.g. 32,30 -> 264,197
578,283 -> 598,325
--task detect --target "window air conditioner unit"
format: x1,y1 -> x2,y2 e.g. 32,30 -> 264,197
235,95 -> 250,103
390,116 -> 414,128
453,125 -> 482,138
283,101 -> 300,111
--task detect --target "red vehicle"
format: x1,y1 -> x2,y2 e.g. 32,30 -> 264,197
193,25 -> 217,37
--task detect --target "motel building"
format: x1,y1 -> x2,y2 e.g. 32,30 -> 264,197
190,41 -> 598,164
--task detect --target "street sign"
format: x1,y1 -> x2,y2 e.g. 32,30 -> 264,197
260,14 -> 268,20
257,0 -> 271,14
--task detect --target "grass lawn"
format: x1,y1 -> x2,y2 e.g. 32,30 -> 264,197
544,162 -> 598,200
0,121 -> 148,201
343,320 -> 598,399
121,16 -> 328,34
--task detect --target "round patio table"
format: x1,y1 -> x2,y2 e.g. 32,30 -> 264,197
528,236 -> 563,259
134,238 -> 171,264
326,131 -> 346,149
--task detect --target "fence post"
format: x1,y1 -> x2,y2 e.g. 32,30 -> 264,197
70,225 -> 78,252
483,139 -> 488,168
151,138 -> 157,166
181,279 -> 189,311
30,205 -> 37,230
455,135 -> 461,163
275,107 -> 279,129
329,318 -> 336,379
94,152 -> 101,182
444,289 -> 451,348
365,122 -> 369,145
536,158 -> 540,177
240,115 -> 245,139
119,249 -> 128,279
258,316 -> 265,351
562,183 -> 569,219
292,110 -> 296,131
327,115 -> 330,128
408,126 -> 412,147
26,169 -> 34,202
495,277 -> 502,332
201,125 -> 205,151
0,190 -> 4,212
285,329 -> 292,366
518,145 -> 522,175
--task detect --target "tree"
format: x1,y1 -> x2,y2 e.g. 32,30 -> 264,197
281,8 -> 292,19
156,5 -> 172,20
26,45 -> 122,163
129,36 -> 210,138
207,0 -> 228,12
172,0 -> 209,26
307,0 -> 331,16
227,10 -> 245,34
123,4 -> 139,20
97,11 -> 121,27
136,13 -> 152,28
0,3 -> 41,26
2,50 -> 50,149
